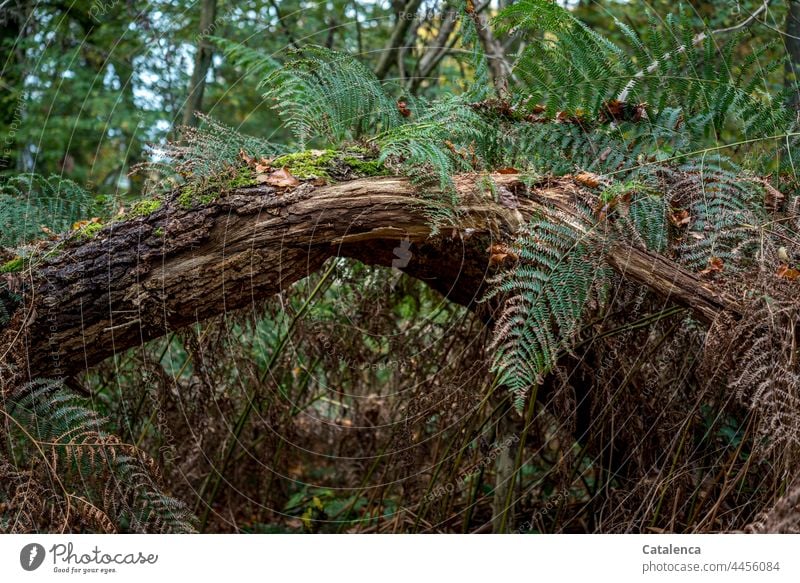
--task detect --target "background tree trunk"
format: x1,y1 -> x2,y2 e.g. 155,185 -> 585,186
182,0 -> 218,128
786,1 -> 800,111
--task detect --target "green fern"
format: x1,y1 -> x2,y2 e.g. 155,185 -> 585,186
665,161 -> 763,271
262,45 -> 401,147
212,36 -> 281,84
135,113 -> 278,199
0,174 -> 99,246
602,180 -> 669,253
485,203 -> 611,410
495,1 -> 790,139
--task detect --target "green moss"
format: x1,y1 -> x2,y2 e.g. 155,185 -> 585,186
226,167 -> 258,188
343,156 -> 386,177
76,221 -> 104,239
129,198 -> 163,217
272,149 -> 338,180
154,227 -> 165,237
271,149 -> 386,181
0,257 -> 23,273
178,186 -> 195,209
179,166 -> 256,208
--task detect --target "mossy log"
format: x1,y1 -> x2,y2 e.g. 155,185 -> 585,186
0,173 -> 740,386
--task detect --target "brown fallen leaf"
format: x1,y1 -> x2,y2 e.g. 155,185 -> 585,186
777,263 -> 800,281
489,253 -> 509,266
600,99 -> 647,123
263,167 -> 300,188
239,149 -> 254,165
397,100 -> 411,118
254,158 -> 272,173
670,209 -> 691,227
496,167 -> 519,174
699,256 -> 724,277
556,109 -> 588,124
757,177 -> 785,212
487,243 -> 519,266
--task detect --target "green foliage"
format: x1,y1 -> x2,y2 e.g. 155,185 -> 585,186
477,2 -> 793,407
5,379 -> 196,533
485,204 -> 611,410
670,162 -> 763,270
0,174 -> 99,246
219,42 -> 497,227
263,45 -> 402,147
139,115 -> 271,202
597,179 -> 671,253
495,0 -> 790,138
0,257 -> 23,273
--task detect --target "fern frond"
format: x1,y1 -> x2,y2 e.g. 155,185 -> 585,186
667,161 -> 762,271
263,45 -> 401,146
486,203 -> 611,409
212,36 -> 281,83
135,113 -> 278,197
498,0 -> 790,140
8,379 -> 196,533
0,174 -> 98,246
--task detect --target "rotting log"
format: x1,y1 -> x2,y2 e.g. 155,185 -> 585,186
0,173 -> 741,384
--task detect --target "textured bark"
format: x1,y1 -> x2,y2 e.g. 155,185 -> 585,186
182,0 -> 218,128
1,173 -> 740,384
786,1 -> 800,110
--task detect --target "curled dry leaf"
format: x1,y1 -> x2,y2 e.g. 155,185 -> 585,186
238,149 -> 254,165
670,209 -> 691,227
777,264 -> 800,281
397,100 -> 411,118
240,148 -> 272,173
260,167 -> 300,188
600,99 -> 647,123
487,243 -> 519,267
699,256 -> 724,277
757,177 -> 785,212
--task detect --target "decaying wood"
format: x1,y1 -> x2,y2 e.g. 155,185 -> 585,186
0,173 -> 741,384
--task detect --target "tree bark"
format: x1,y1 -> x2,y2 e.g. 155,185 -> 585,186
0,173 -> 741,387
786,0 -> 800,111
374,0 -> 422,80
182,0 -> 218,128
469,11 -> 511,93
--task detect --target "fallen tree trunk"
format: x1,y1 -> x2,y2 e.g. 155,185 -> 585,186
1,173 -> 740,383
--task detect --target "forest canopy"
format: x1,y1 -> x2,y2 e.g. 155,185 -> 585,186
2,0 -> 800,534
